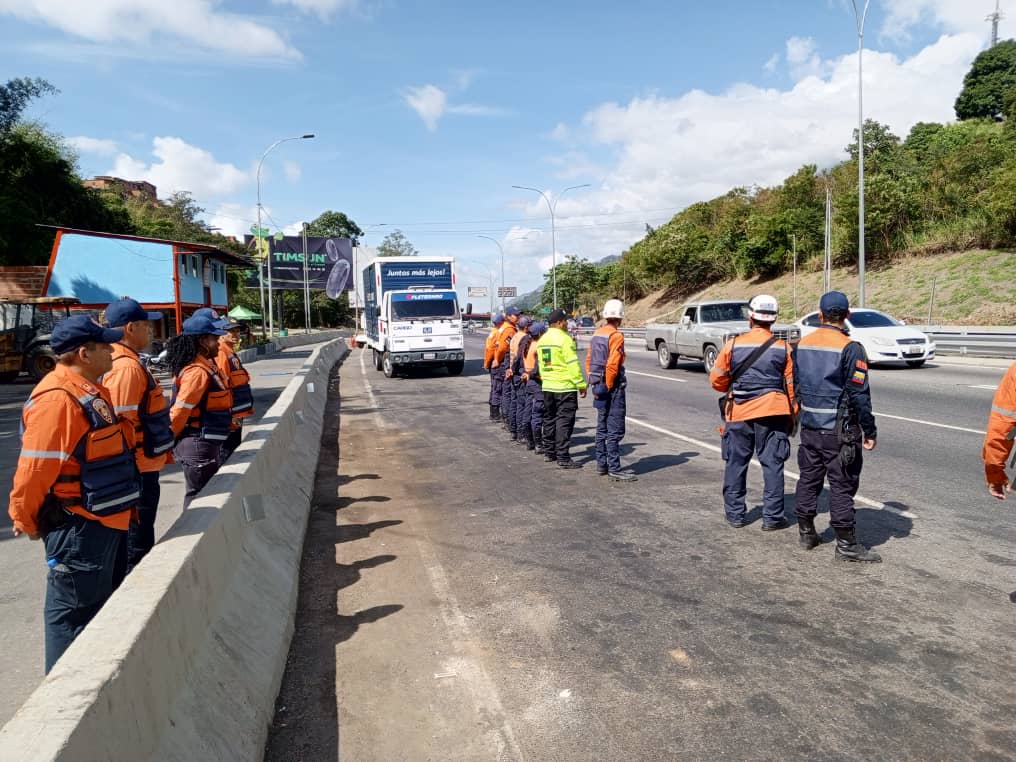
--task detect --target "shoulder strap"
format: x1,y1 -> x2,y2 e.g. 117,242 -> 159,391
729,335 -> 778,386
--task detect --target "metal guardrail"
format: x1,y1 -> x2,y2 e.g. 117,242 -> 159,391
612,326 -> 1016,359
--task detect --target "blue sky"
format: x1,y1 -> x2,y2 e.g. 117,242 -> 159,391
0,0 -> 1000,302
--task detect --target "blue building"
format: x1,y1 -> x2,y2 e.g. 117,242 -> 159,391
42,228 -> 250,335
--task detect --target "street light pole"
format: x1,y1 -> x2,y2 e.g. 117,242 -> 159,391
851,0 -> 871,307
476,235 -> 505,311
512,183 -> 590,309
256,133 -> 315,337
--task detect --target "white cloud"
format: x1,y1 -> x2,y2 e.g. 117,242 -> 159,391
272,0 -> 360,19
404,84 -> 448,131
404,80 -> 510,130
207,203 -> 257,241
881,0 -> 995,39
538,32 -> 985,263
66,135 -> 119,156
786,36 -> 824,80
108,136 -> 251,199
764,53 -> 781,74
283,161 -> 302,182
0,0 -> 301,61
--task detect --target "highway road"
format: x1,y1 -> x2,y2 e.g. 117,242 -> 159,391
268,337 -> 1016,761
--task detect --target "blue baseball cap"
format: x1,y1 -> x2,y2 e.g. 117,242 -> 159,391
104,297 -> 163,328
505,306 -> 522,316
192,307 -> 222,320
819,291 -> 850,316
51,316 -> 124,354
529,321 -> 548,337
517,315 -> 533,329
492,313 -> 505,325
181,314 -> 229,336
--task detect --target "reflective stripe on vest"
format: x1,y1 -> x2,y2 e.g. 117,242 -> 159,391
730,340 -> 787,402
796,331 -> 851,430
26,386 -> 140,517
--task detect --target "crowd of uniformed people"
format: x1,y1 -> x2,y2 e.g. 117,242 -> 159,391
483,290 -> 1016,565
7,286 -> 1016,677
8,299 -> 253,672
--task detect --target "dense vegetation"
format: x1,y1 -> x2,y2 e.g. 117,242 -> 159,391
538,40 -> 1016,315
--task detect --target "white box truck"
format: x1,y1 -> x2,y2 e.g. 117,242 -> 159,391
361,256 -> 465,377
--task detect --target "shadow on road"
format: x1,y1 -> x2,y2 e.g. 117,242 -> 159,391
627,450 -> 700,475
264,365 -> 403,762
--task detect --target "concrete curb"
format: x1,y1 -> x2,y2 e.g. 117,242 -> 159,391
0,339 -> 350,761
238,329 -> 347,365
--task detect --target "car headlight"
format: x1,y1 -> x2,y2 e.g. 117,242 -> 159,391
870,336 -> 895,346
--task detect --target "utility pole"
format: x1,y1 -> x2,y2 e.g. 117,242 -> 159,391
824,187 -> 832,292
988,0 -> 1003,47
851,0 -> 871,308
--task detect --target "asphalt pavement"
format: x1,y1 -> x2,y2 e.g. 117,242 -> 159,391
269,336 -> 1016,761
0,339 -> 342,726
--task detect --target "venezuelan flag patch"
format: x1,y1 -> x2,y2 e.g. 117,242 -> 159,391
851,369 -> 867,384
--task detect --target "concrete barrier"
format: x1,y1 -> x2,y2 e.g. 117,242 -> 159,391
0,339 -> 350,761
238,329 -> 347,365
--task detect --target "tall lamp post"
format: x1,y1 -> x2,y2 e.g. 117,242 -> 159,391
256,133 -> 314,337
851,0 -> 871,307
512,183 -> 590,309
476,235 -> 505,311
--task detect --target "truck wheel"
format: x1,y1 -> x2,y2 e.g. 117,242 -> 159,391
446,360 -> 464,376
703,344 -> 718,373
0,370 -> 19,384
27,346 -> 57,381
657,341 -> 677,369
373,349 -> 383,371
382,351 -> 396,378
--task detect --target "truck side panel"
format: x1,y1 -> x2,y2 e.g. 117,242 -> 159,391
363,264 -> 380,344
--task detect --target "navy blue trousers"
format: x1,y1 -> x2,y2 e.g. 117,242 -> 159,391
502,375 -> 517,432
44,513 -> 125,673
489,364 -> 504,406
794,428 -> 863,529
528,381 -> 544,446
126,470 -> 161,572
513,378 -> 529,439
594,385 -> 627,472
720,415 -> 791,523
175,436 -> 222,509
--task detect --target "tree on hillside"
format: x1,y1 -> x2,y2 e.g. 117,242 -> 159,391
955,40 -> 1016,121
376,229 -> 418,257
0,77 -> 57,133
0,122 -> 134,265
306,210 -> 363,243
541,255 -> 600,312
846,119 -> 902,170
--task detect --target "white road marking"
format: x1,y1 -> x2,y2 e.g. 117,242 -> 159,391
969,384 -> 999,391
626,370 -> 689,383
626,417 -> 917,519
358,348 -> 387,429
873,412 -> 984,435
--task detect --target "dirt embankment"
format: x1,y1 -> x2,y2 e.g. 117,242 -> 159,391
622,249 -> 1016,326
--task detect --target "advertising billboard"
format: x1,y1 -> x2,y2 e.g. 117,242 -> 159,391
242,236 -> 353,297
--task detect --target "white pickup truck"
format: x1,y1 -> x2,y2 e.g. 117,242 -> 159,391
645,300 -> 801,372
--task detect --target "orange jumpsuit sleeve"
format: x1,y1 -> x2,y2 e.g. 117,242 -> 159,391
483,332 -> 496,368
494,325 -> 515,365
783,342 -> 796,410
983,361 -> 1016,485
170,365 -> 210,436
104,358 -> 148,435
8,393 -> 88,536
604,331 -> 625,389
710,338 -> 735,392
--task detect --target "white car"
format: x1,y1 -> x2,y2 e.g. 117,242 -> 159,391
796,309 -> 935,367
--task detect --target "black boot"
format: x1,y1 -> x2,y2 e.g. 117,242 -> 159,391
489,405 -> 500,421
834,527 -> 882,563
798,518 -> 822,550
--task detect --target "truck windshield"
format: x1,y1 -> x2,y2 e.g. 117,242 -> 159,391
391,299 -> 458,320
699,303 -> 750,322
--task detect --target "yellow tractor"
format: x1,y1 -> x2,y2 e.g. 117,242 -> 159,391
0,297 -> 82,383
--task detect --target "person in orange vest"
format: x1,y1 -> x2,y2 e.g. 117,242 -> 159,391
494,306 -> 520,430
8,316 -> 141,672
483,314 -> 505,422
585,299 -> 636,481
983,359 -> 1016,499
794,291 -> 880,562
102,298 -> 174,575
167,314 -> 233,507
215,317 -> 255,462
711,295 -> 795,527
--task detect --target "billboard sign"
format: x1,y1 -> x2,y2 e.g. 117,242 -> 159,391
467,286 -> 488,297
497,286 -> 517,297
242,236 -> 353,296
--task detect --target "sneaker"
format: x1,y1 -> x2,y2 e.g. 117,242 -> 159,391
543,454 -> 557,463
608,470 -> 637,482
761,518 -> 791,531
596,467 -> 609,476
535,446 -> 546,455
557,460 -> 582,470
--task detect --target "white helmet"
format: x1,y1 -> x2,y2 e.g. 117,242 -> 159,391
602,299 -> 625,319
749,294 -> 779,322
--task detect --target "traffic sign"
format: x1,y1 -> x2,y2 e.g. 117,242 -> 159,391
497,287 -> 517,298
